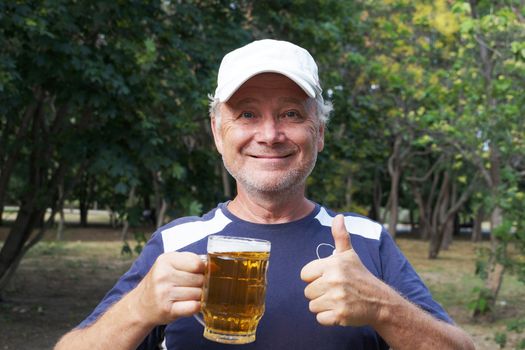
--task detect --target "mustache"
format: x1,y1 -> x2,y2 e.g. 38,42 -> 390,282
244,145 -> 297,157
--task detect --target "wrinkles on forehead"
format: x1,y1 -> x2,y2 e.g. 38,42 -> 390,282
229,96 -> 310,109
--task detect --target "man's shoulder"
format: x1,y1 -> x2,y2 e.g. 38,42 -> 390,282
157,203 -> 232,252
315,205 -> 385,241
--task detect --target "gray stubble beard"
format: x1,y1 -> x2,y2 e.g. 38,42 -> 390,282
222,153 -> 318,201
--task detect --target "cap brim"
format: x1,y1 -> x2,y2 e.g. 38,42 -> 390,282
215,66 -> 318,102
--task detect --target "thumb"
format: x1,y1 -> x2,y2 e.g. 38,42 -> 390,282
332,214 -> 352,253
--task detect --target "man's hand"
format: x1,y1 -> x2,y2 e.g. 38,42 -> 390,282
54,251 -> 206,350
301,214 -> 385,327
132,252 -> 206,326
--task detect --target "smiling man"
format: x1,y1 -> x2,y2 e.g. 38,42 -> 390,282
55,39 -> 475,350
212,73 -> 324,221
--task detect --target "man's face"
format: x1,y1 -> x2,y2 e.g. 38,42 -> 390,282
211,73 -> 325,195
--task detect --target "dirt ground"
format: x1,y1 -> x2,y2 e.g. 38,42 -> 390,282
0,225 -> 523,349
0,226 -> 134,349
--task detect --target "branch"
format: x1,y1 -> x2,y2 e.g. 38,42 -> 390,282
50,102 -> 70,135
511,5 -> 525,23
406,154 -> 445,183
447,175 -> 479,215
473,35 -> 503,59
469,0 -> 479,19
449,140 -> 493,187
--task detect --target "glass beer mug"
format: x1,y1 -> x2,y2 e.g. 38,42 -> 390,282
194,235 -> 271,344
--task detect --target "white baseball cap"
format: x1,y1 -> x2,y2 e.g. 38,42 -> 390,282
214,39 -> 322,102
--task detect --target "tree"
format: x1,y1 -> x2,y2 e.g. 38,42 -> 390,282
449,0 -> 525,318
0,0 -> 250,296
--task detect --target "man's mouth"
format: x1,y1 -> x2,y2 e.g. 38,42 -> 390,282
250,154 -> 291,159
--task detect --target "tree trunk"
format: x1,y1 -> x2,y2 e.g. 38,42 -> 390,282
427,166 -> 475,260
109,208 -> 118,228
0,202 -> 41,289
0,87 -> 94,295
440,217 -> 454,251
55,182 -> 65,240
156,199 -> 168,228
427,226 -> 440,259
471,206 -> 484,242
152,171 -> 163,228
0,96 -> 40,226
78,172 -> 94,227
79,206 -> 88,227
121,185 -> 136,242
0,158 -> 69,295
0,207 -> 56,293
441,184 -> 458,251
387,134 -> 403,238
408,208 -> 416,234
345,176 -> 353,209
411,183 -> 428,239
388,172 -> 399,238
468,0 -> 507,319
428,172 -> 450,259
368,169 -> 382,222
56,207 -> 65,241
480,146 -> 506,316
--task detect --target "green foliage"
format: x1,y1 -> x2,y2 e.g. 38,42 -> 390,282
120,242 -> 132,256
467,286 -> 493,314
495,332 -> 507,349
121,232 -> 147,256
1,0 -> 524,320
493,319 -> 525,350
0,1 -> 251,224
507,319 -> 525,333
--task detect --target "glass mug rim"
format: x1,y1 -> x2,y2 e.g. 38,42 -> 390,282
207,235 -> 271,252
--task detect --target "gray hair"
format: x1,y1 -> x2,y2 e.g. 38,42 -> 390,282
208,94 -> 333,129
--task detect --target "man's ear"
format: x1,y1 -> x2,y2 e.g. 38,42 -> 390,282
211,115 -> 223,155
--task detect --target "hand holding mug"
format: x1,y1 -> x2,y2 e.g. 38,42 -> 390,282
133,251 -> 206,327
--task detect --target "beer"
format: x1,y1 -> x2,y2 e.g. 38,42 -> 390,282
201,236 -> 271,344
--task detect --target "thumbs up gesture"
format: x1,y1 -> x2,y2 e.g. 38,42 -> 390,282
300,214 -> 386,327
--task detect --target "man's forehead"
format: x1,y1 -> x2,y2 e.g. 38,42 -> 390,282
229,96 -> 308,108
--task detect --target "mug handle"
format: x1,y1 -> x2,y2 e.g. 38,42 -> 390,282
194,254 -> 208,327
194,313 -> 205,327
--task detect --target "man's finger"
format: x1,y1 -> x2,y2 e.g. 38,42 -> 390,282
164,252 -> 206,273
332,214 -> 352,253
300,259 -> 324,283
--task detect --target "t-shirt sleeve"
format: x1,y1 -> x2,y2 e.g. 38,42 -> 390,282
75,231 -> 166,347
378,230 -> 453,323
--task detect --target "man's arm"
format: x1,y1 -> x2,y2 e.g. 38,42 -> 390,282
54,252 -> 204,350
371,287 -> 474,349
301,215 -> 475,350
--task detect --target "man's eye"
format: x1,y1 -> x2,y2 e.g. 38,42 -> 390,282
240,111 -> 255,119
283,110 -> 301,119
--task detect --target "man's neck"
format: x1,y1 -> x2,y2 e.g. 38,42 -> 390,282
227,186 -> 314,224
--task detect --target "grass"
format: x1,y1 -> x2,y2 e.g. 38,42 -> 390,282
397,237 -> 525,349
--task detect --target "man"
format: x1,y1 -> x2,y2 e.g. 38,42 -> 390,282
55,39 -> 475,350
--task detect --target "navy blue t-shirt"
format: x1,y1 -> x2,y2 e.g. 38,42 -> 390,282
78,202 -> 451,349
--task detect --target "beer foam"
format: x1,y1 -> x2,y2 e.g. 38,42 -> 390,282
208,236 -> 271,253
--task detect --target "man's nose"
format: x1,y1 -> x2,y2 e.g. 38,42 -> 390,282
255,116 -> 284,144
